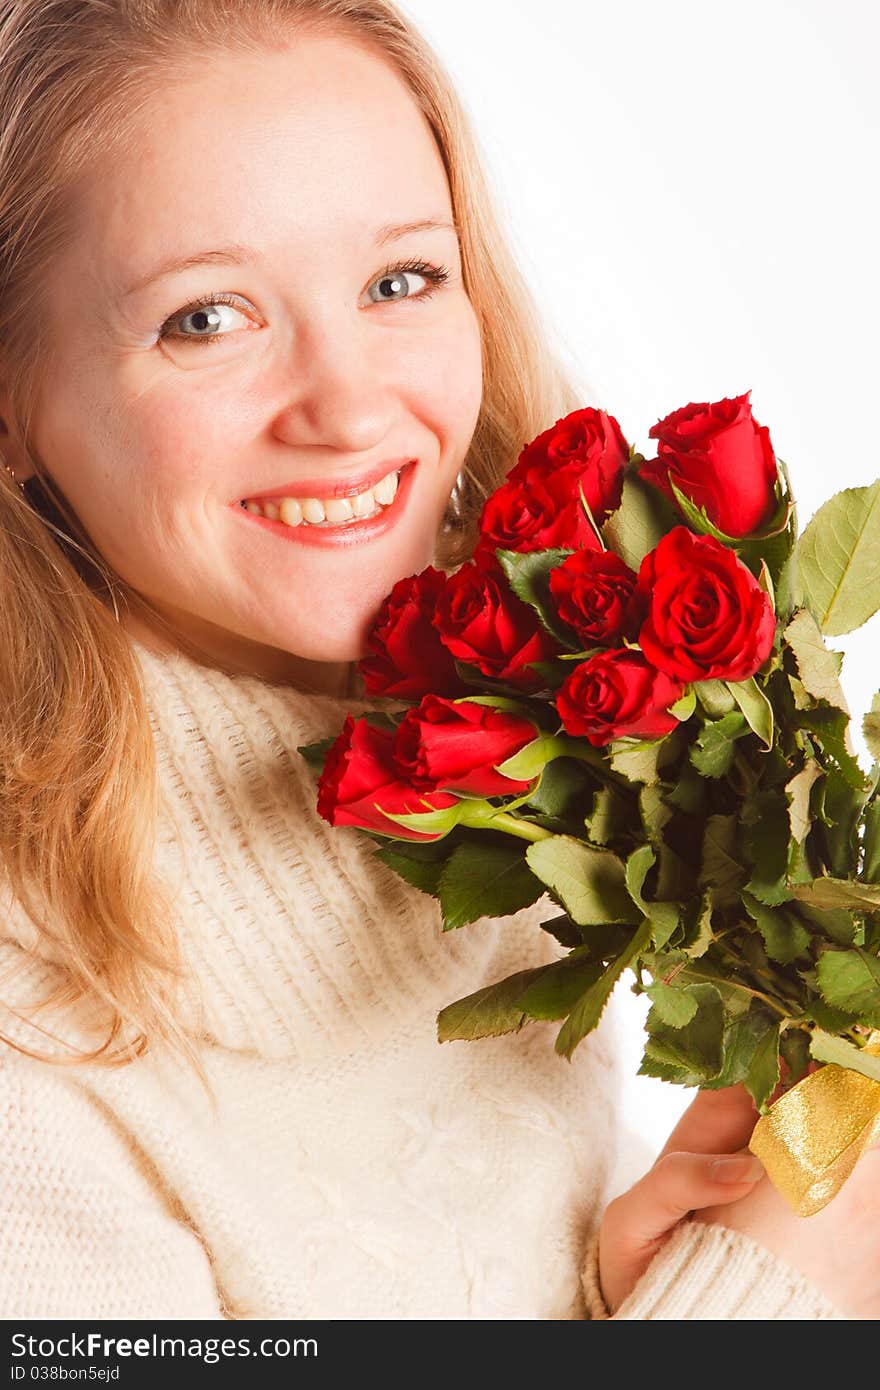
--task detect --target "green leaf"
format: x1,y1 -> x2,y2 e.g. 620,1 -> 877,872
780,1028 -> 812,1086
809,1029 -> 880,1083
609,737 -> 662,785
374,843 -> 448,895
436,841 -> 545,930
526,758 -> 594,820
437,966 -> 549,1042
668,688 -> 697,722
743,792 -> 792,906
296,735 -> 338,772
786,761 -> 823,844
744,1020 -> 781,1112
525,835 -> 638,926
555,917 -> 653,1058
584,785 -> 632,846
690,711 -> 749,778
795,705 -> 864,789
694,680 -> 737,717
639,784 -> 673,847
742,892 -> 811,965
863,692 -> 880,763
793,900 -> 856,946
790,876 -> 880,914
816,947 -> 880,1026
642,983 -> 724,1081
495,733 -> 566,781
495,547 -> 578,647
666,762 -> 708,816
726,677 -> 774,749
702,1006 -> 776,1094
796,479 -> 880,636
539,913 -> 583,949
681,894 -> 714,959
624,844 -> 680,947
602,471 -> 678,569
519,954 -> 604,1020
783,609 -> 848,709
643,980 -> 699,1028
700,814 -> 744,908
862,797 -> 880,883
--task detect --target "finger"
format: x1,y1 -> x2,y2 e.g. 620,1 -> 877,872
657,1085 -> 759,1161
604,1148 -> 765,1251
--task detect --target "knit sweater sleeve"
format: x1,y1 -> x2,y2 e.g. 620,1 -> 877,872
580,1220 -> 844,1320
0,1053 -> 227,1320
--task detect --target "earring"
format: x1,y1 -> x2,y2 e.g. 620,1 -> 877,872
1,456 -> 25,491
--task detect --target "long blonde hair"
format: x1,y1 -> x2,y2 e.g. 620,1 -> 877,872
0,0 -> 588,1076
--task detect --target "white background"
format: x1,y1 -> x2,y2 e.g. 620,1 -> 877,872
402,0 -> 879,1167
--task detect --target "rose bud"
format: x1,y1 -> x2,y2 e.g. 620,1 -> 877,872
393,695 -> 537,796
638,390 -> 779,538
507,406 -> 628,525
548,550 -> 644,648
358,566 -> 468,699
317,714 -> 458,840
474,469 -> 604,561
637,526 -> 776,683
433,558 -> 561,690
555,649 -> 684,747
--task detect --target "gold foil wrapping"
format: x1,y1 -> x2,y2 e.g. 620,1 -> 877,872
748,1032 -> 880,1216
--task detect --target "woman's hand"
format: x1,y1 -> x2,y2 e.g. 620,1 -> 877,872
600,1082 -> 880,1318
693,1143 -> 880,1319
598,1084 -> 764,1313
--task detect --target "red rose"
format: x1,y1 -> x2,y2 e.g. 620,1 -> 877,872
474,469 -> 603,560
358,566 -> 467,699
507,407 -> 628,520
317,714 -> 457,840
637,526 -> 776,682
639,390 -> 779,538
555,649 -> 684,746
433,559 -> 560,690
393,696 -> 537,796
548,550 -> 643,648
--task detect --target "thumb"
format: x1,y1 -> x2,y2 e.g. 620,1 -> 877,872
599,1148 -> 764,1313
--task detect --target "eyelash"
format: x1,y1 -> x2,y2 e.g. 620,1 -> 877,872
158,258 -> 452,347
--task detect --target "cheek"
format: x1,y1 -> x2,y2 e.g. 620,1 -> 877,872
408,301 -> 483,479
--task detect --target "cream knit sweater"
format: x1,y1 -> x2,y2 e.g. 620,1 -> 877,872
0,636 -> 842,1320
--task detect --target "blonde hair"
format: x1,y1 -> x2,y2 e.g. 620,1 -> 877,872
0,0 -> 588,1077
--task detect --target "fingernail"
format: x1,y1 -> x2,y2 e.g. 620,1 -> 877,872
711,1155 -> 764,1183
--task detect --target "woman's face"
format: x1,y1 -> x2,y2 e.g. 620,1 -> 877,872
21,33 -> 483,689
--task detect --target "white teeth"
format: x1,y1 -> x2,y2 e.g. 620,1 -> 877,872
352,488 -> 378,517
242,466 -> 403,529
373,471 -> 399,505
278,498 -> 303,527
324,496 -> 355,524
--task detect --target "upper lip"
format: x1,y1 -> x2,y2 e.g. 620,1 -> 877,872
241,457 -> 416,503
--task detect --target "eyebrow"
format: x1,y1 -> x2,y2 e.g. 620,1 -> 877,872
121,217 -> 460,298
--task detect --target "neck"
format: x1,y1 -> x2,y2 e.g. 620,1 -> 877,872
120,606 -> 357,697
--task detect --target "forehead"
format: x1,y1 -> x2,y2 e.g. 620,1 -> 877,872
64,32 -> 453,288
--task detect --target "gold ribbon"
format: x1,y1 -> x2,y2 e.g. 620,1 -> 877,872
748,1031 -> 880,1216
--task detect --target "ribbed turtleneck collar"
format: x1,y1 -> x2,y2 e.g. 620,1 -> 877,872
127,635 -> 513,1063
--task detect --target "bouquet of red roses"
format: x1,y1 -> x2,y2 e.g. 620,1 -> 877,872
299,390 -> 880,1214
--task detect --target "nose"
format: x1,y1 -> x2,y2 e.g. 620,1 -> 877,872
269,305 -> 398,457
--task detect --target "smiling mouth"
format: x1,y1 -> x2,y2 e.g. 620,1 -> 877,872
239,461 -> 414,529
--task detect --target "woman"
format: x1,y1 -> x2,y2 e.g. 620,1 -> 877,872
0,0 -> 871,1319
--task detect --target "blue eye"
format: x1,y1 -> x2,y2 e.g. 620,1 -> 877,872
159,258 -> 451,348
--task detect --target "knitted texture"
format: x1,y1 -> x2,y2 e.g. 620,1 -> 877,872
0,635 -> 843,1319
